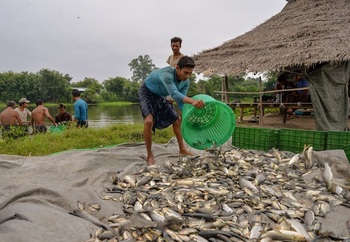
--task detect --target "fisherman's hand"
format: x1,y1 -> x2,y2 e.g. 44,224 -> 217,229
166,96 -> 174,104
192,100 -> 205,108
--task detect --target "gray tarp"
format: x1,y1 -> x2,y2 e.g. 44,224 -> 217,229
0,140 -> 350,241
0,143 -> 163,242
307,61 -> 350,131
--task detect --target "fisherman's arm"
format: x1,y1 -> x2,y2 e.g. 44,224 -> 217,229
45,109 -> 56,126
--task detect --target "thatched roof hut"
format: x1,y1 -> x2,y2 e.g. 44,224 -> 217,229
193,0 -> 350,76
193,0 -> 350,131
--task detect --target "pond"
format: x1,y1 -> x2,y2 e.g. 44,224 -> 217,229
45,104 -> 144,128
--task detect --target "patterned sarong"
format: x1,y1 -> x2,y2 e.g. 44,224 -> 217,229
138,83 -> 179,133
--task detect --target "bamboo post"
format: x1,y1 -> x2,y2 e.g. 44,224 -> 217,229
221,76 -> 224,102
224,74 -> 229,103
259,77 -> 264,126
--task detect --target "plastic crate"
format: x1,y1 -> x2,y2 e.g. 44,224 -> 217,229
344,145 -> 350,162
325,131 -> 350,150
232,126 -> 279,151
279,129 -> 327,153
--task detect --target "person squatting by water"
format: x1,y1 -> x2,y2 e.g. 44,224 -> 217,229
138,56 -> 205,165
55,103 -> 72,125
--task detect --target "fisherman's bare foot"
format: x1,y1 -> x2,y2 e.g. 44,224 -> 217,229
179,149 -> 193,156
147,156 -> 155,166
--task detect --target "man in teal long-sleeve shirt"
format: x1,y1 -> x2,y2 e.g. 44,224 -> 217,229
72,89 -> 88,128
138,56 -> 205,165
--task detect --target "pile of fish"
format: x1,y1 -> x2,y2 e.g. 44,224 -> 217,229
80,146 -> 350,242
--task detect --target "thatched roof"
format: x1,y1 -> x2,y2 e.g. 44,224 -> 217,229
193,0 -> 350,76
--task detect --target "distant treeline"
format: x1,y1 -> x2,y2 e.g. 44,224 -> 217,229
0,69 -> 141,104
0,68 -> 276,104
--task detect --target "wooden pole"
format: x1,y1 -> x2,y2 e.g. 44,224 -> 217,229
221,76 -> 224,102
259,77 -> 264,126
224,74 -> 229,103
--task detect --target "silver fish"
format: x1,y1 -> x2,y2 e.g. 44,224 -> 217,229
261,229 -> 306,241
149,210 -> 165,223
272,148 -> 282,163
136,175 -> 152,187
306,146 -> 314,169
239,178 -> 259,193
289,153 -> 300,166
286,218 -> 311,240
254,171 -> 267,186
304,210 -> 315,226
250,222 -> 263,239
123,175 -> 136,187
322,162 -> 333,188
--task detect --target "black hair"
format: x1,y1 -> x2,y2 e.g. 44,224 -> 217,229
7,101 -> 16,107
72,89 -> 81,97
171,37 -> 182,45
57,103 -> 66,109
36,99 -> 44,106
177,56 -> 195,69
277,73 -> 287,83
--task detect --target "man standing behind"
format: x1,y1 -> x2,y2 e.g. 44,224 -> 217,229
0,101 -> 21,137
15,97 -> 32,133
166,37 -> 184,67
138,56 -> 205,165
72,89 -> 88,128
31,99 -> 56,133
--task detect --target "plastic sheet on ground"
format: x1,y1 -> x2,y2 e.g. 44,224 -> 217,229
0,139 -> 349,241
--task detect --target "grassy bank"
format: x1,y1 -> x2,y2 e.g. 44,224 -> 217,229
0,124 -> 174,156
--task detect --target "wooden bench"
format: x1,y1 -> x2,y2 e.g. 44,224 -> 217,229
227,102 -> 313,123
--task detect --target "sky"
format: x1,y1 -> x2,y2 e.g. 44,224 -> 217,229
0,0 -> 287,83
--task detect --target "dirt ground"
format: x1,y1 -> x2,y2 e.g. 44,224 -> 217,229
237,112 -> 350,130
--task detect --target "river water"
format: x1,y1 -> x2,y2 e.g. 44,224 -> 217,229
46,104 -> 144,128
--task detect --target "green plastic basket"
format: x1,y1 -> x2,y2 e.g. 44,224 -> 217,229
232,127 -> 280,151
279,128 -> 327,153
326,131 -> 350,150
181,94 -> 236,150
343,145 -> 350,162
49,125 -> 66,133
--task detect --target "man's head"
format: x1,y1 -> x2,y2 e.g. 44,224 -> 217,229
170,36 -> 182,55
176,56 -> 195,81
294,71 -> 303,81
72,89 -> 81,98
19,97 -> 30,106
57,103 -> 66,114
7,101 -> 17,108
36,99 -> 44,106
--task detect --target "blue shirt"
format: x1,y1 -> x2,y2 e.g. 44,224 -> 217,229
144,66 -> 189,110
73,99 -> 88,121
296,78 -> 308,94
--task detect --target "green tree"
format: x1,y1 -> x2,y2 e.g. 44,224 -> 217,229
0,71 -> 41,103
72,77 -> 104,103
187,74 -> 199,97
123,81 -> 141,102
128,55 -> 156,83
263,70 -> 279,91
37,69 -> 71,103
103,76 -> 128,101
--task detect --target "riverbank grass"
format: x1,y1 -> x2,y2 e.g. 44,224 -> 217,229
0,124 -> 174,156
